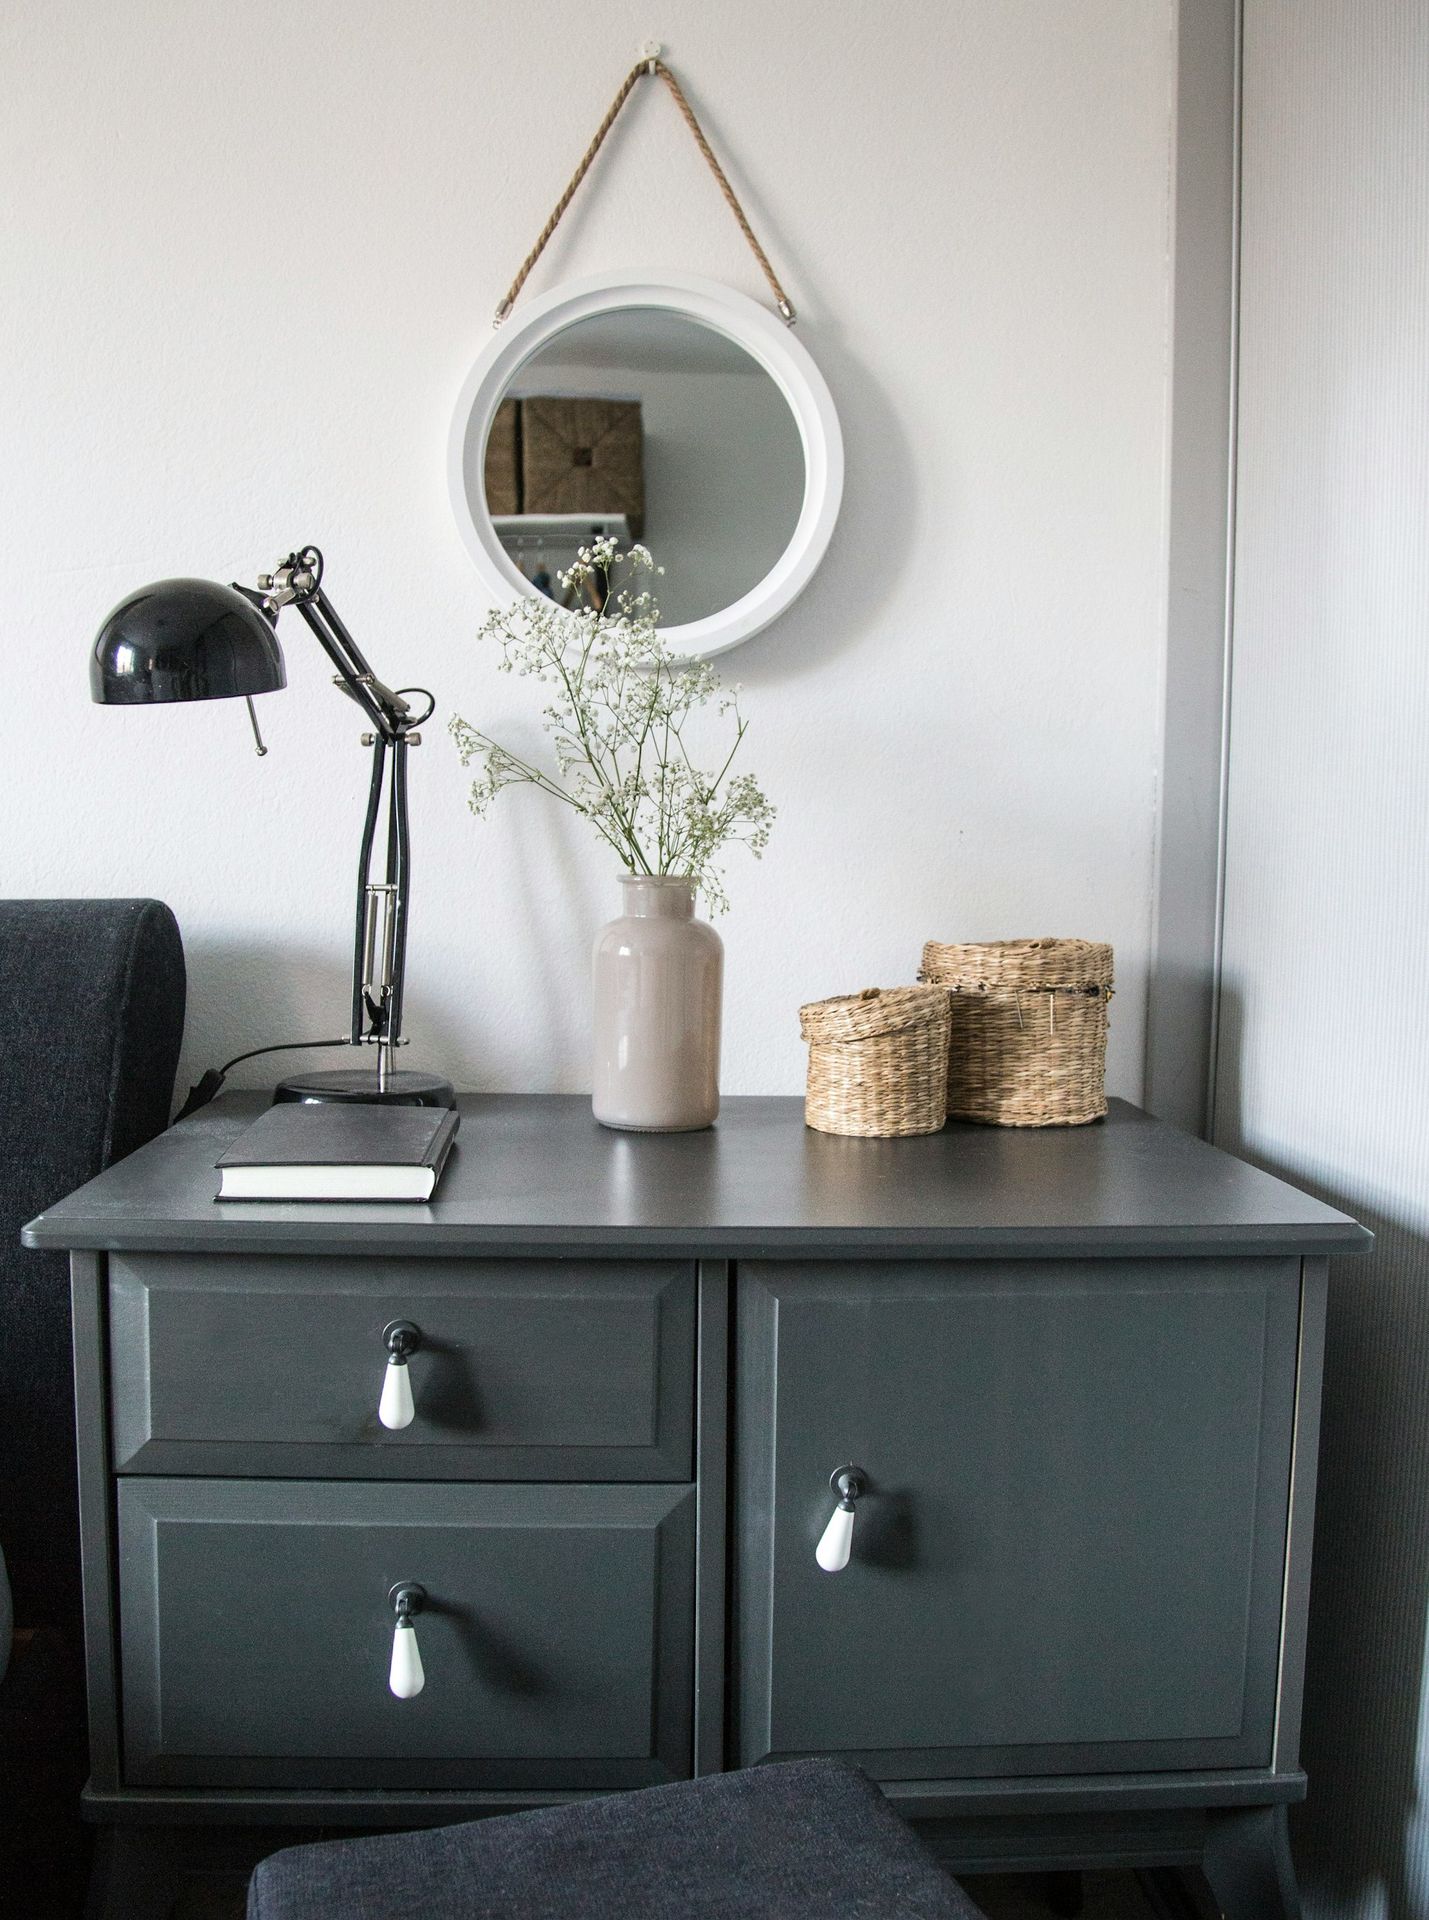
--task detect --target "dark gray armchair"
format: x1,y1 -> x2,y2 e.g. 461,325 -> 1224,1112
0,899 -> 185,1783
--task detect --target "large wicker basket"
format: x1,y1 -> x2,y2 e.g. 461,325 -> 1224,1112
918,939 -> 1114,1127
799,987 -> 951,1138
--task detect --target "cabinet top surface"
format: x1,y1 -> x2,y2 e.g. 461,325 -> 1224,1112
22,1094 -> 1369,1260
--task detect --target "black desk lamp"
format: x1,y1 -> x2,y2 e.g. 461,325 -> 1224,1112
91,546 -> 455,1110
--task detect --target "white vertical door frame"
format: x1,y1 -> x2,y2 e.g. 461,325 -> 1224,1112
1145,0 -> 1242,1137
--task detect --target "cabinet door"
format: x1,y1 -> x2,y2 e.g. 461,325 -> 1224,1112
119,1479 -> 694,1790
735,1259 -> 1301,1778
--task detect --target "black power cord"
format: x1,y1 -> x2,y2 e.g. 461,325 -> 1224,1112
174,1038 -> 354,1122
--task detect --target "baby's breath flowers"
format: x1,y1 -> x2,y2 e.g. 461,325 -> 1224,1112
450,540 -> 775,914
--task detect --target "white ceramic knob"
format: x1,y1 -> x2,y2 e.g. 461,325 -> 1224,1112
389,1618 -> 425,1698
816,1465 -> 865,1573
816,1501 -> 856,1573
379,1356 -> 415,1430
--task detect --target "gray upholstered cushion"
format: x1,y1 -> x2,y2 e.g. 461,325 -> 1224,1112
0,898 -> 183,1804
247,1760 -> 984,1919
1,899 -> 184,1648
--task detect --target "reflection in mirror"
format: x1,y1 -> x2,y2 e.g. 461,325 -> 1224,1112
472,309 -> 806,629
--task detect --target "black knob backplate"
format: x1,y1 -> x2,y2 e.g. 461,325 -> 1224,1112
829,1464 -> 866,1504
383,1320 -> 422,1361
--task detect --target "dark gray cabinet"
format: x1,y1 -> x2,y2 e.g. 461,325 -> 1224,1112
24,1094 -> 1370,1919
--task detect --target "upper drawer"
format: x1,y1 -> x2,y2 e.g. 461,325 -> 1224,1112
109,1253 -> 695,1479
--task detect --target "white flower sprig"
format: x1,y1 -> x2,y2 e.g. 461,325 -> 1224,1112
449,540 -> 775,914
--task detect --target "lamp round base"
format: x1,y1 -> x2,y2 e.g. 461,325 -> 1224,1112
272,1068 -> 457,1110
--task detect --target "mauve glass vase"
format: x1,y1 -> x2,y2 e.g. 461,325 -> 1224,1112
592,875 -> 723,1131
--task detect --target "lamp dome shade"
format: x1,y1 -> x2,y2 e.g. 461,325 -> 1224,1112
90,578 -> 286,705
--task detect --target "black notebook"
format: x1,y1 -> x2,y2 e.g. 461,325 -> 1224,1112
216,1102 -> 459,1202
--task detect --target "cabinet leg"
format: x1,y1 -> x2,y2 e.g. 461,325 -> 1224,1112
1201,1806 -> 1301,1920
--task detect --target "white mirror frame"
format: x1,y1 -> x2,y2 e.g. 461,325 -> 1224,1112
447,272 -> 844,659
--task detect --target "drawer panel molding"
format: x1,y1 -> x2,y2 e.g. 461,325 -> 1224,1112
109,1254 -> 696,1480
119,1478 -> 696,1790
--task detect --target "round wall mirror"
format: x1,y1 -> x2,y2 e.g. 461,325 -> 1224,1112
448,274 -> 843,657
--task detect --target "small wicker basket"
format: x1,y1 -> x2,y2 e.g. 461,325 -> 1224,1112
799,987 -> 951,1138
918,939 -> 1114,1128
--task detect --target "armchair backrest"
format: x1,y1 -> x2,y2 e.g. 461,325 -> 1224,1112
0,899 -> 185,1645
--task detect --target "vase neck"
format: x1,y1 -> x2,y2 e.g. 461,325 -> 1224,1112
621,874 -> 695,920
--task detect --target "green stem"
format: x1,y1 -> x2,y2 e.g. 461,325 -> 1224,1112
544,631 -> 651,872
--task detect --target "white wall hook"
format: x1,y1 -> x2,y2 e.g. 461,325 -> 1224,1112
816,1464 -> 865,1573
638,39 -> 662,71
379,1320 -> 421,1430
388,1582 -> 426,1698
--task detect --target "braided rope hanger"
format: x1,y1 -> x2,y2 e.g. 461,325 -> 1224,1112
494,45 -> 796,328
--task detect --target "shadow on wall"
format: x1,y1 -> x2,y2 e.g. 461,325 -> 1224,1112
734,320 -> 920,689
1216,989 -> 1429,1920
1143,955 -> 1215,1136
475,788 -> 605,1089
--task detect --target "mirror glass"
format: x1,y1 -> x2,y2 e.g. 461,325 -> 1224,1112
469,309 -> 806,628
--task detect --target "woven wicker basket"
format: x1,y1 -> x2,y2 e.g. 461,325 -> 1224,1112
799,987 -> 951,1138
483,397 -> 522,516
521,396 -> 644,536
918,939 -> 1114,1128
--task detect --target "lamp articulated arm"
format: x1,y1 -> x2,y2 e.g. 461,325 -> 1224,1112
90,543 -> 453,1111
248,547 -> 434,1085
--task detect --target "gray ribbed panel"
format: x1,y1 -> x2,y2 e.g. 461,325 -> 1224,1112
1145,0 -> 1238,1137
1218,4 -> 1429,1916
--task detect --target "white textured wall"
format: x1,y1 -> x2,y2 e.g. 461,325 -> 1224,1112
1217,3 -> 1429,1913
0,0 -> 1173,1103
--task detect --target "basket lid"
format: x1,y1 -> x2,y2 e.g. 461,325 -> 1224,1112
919,938 -> 1114,992
799,985 -> 950,1045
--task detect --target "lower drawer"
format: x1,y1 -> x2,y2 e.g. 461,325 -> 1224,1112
118,1479 -> 695,1790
